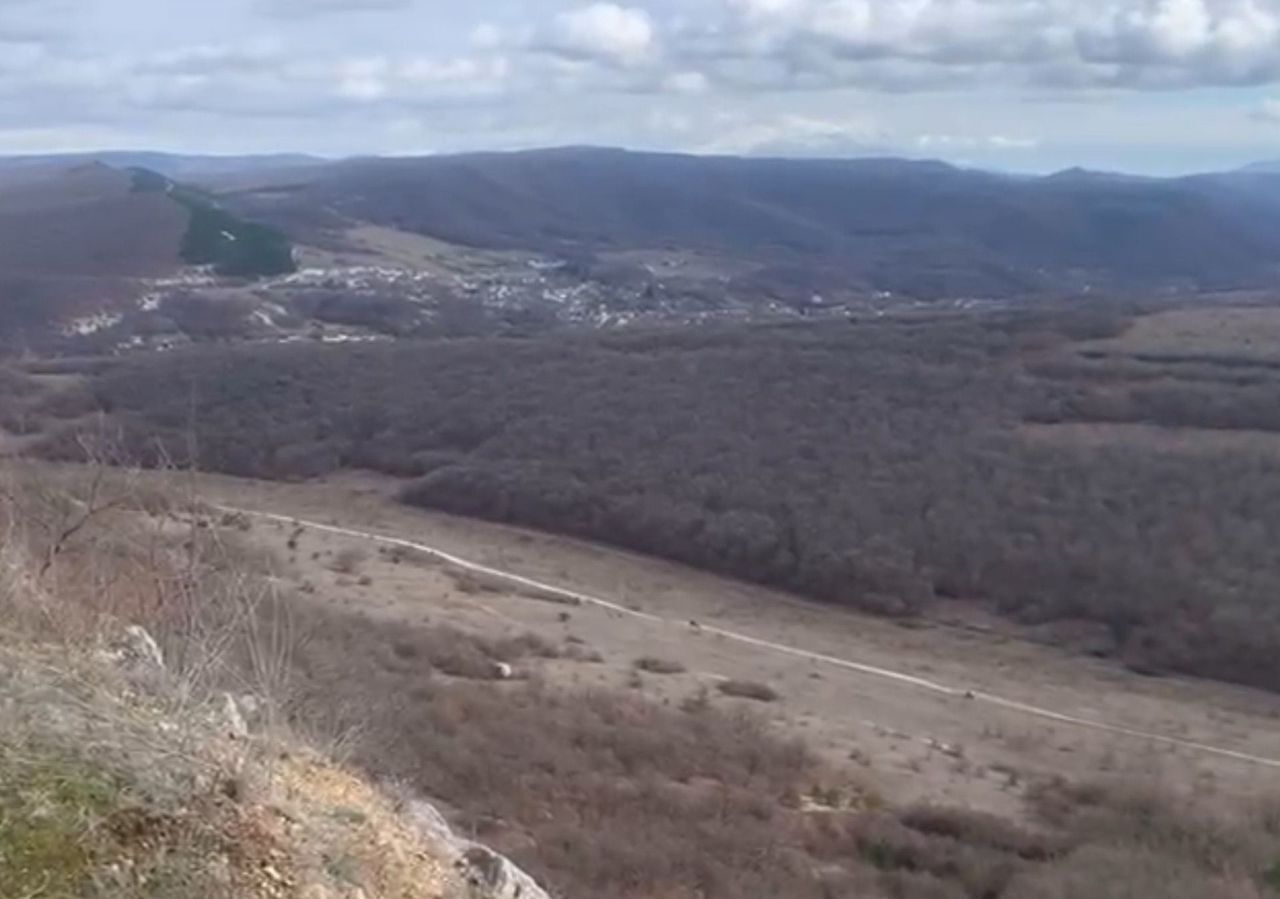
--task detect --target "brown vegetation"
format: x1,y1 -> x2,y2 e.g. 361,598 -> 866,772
5,463 -> 1280,899
0,466 -> 463,899
50,306 -> 1280,691
283,600 -> 1280,899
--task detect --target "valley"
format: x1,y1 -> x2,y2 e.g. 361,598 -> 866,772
9,148 -> 1280,358
7,148 -> 1280,899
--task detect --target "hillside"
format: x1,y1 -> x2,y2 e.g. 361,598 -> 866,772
6,461 -> 1280,899
0,163 -> 296,352
0,163 -> 188,278
30,303 -> 1280,693
217,147 -> 1280,298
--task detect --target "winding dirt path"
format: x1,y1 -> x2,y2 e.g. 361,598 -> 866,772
218,502 -> 1280,772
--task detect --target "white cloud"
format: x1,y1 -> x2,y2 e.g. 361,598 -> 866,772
0,0 -> 1276,170
334,52 -> 511,102
663,69 -> 708,93
335,56 -> 390,100
471,22 -> 503,50
916,133 -> 1040,150
1254,97 -> 1280,122
553,3 -> 655,65
1077,0 -> 1280,83
695,111 -> 886,155
697,0 -> 1280,90
255,0 -> 413,16
141,40 -> 284,74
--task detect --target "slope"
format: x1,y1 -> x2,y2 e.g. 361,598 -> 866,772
0,163 -> 296,351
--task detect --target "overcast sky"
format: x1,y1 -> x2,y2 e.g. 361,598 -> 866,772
1,0 -> 1278,173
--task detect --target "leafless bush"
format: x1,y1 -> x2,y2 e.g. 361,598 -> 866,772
635,656 -> 687,675
1028,777 -> 1279,879
449,568 -> 507,595
285,605 -> 829,899
0,459 -> 297,734
330,547 -> 368,575
382,626 -> 556,680
717,679 -> 780,702
1002,846 -> 1265,899
898,805 -> 1061,860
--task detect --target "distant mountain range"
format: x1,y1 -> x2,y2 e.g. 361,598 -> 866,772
1240,160 -> 1280,175
0,151 -> 325,181
0,161 -> 296,349
3,147 -> 1280,352
211,147 -> 1280,298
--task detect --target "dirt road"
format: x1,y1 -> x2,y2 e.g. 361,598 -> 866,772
138,469 -> 1280,814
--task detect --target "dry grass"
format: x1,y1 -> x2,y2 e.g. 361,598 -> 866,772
0,640 -> 463,899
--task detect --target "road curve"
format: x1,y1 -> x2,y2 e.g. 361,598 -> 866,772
217,503 -> 1280,771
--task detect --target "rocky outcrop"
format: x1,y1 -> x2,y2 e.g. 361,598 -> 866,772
407,800 -> 551,899
109,624 -> 166,674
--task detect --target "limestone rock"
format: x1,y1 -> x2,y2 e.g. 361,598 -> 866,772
221,693 -> 249,739
406,800 -> 550,899
121,625 -> 165,671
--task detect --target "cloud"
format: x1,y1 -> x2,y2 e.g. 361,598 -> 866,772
551,3 -> 655,65
1254,98 -> 1280,122
0,0 -> 1275,169
1076,0 -> 1280,85
254,0 -> 413,17
694,111 -> 888,155
333,52 -> 511,103
683,0 -> 1280,92
662,70 -> 709,93
471,22 -> 504,51
139,40 -> 285,75
0,0 -> 73,43
915,133 -> 1040,151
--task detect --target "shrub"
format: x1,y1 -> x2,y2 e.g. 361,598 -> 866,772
717,679 -> 780,702
1002,846 -> 1264,899
331,547 -> 368,575
634,656 -> 687,675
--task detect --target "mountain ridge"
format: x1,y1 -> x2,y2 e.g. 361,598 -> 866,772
214,146 -> 1280,298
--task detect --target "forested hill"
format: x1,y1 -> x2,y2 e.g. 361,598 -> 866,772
0,162 -> 295,350
220,147 -> 1280,297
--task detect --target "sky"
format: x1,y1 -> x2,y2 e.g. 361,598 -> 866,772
0,0 -> 1279,174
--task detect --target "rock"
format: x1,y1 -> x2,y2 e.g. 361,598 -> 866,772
221,693 -> 249,739
406,800 -> 550,899
407,801 -> 454,843
101,625 -> 166,683
121,625 -> 165,671
457,846 -> 548,899
926,738 -> 965,759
